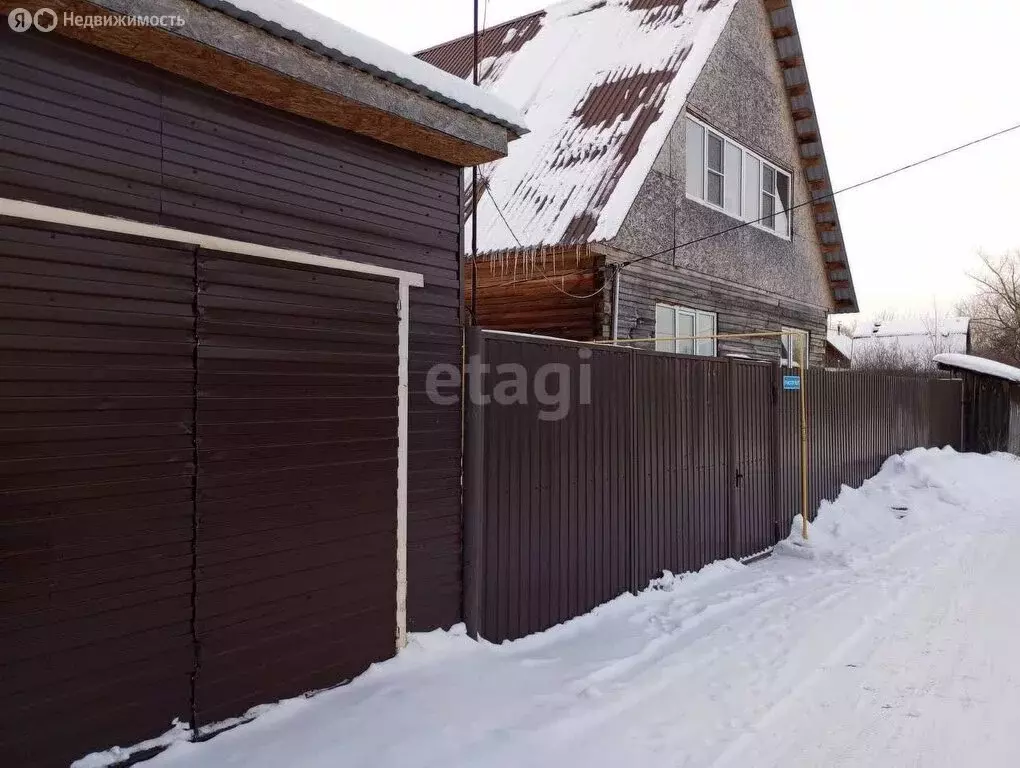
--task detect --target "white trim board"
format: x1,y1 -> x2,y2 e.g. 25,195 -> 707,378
0,198 -> 425,288
0,197 -> 421,651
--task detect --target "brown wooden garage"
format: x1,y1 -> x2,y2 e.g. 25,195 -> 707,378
0,4 -> 522,764
0,214 -> 414,764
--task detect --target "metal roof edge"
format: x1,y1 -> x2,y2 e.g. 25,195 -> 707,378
194,0 -> 528,136
763,0 -> 859,314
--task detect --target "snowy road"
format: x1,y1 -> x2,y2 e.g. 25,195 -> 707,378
126,449 -> 1020,768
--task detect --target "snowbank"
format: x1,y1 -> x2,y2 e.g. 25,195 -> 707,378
123,449 -> 1020,768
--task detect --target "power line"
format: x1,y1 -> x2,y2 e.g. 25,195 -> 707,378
621,120 -> 1020,270
483,186 -> 609,299
477,119 -> 1020,300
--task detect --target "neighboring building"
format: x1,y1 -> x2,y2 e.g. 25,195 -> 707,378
834,317 -> 971,370
419,0 -> 857,367
825,328 -> 853,369
934,353 -> 1020,454
0,2 -> 522,764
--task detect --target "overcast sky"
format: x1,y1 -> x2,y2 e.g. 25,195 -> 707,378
311,0 -> 1020,319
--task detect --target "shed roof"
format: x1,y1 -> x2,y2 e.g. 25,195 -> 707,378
195,0 -> 527,135
418,0 -> 740,249
826,329 -> 853,361
934,353 -> 1020,384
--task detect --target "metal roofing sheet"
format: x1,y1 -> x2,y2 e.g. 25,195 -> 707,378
418,0 -> 739,251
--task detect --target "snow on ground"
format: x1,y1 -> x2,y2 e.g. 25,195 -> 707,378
139,449 -> 1020,768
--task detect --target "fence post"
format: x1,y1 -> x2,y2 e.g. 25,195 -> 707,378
770,361 -> 781,544
462,328 -> 486,639
726,357 -> 736,559
627,346 -> 638,593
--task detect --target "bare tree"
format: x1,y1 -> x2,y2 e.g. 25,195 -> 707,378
960,251 -> 1020,366
852,309 -> 965,373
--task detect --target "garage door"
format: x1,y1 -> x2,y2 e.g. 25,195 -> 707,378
192,249 -> 399,724
0,221 -> 196,766
0,221 -> 405,764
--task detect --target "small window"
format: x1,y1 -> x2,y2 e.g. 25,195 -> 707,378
685,115 -> 791,239
655,303 -> 717,357
781,327 -> 809,368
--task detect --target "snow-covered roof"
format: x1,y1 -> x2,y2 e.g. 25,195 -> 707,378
826,329 -> 853,361
934,353 -> 1020,384
418,0 -> 738,251
193,0 -> 527,134
852,318 -> 970,341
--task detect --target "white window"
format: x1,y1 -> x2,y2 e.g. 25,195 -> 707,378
655,304 -> 717,357
781,327 -> 809,368
685,115 -> 792,239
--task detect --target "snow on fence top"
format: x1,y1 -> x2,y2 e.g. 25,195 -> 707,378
417,0 -> 739,252
193,0 -> 527,134
933,353 -> 1020,384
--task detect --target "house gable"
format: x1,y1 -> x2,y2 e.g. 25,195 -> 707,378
608,0 -> 839,313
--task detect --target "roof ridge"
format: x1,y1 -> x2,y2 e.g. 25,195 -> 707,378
414,9 -> 548,56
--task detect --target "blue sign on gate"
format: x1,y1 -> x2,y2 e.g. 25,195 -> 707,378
783,375 -> 801,391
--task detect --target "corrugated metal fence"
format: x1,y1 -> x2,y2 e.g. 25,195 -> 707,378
464,330 -> 962,642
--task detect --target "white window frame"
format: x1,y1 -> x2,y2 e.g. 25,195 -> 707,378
685,114 -> 792,241
781,327 -> 809,369
655,303 -> 717,358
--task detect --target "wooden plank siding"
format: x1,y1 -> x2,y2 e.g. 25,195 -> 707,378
0,221 -> 196,766
0,27 -> 464,631
193,251 -> 400,724
463,248 -> 604,340
607,255 -> 828,367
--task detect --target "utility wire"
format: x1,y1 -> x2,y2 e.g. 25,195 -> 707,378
478,119 -> 1020,298
483,186 -> 608,299
622,120 -> 1020,269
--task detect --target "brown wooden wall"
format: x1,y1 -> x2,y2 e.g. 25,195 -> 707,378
465,331 -> 962,641
0,26 -> 464,632
192,250 -> 400,725
464,248 -> 603,340
611,256 -> 830,366
0,222 -> 197,766
960,372 -> 1016,454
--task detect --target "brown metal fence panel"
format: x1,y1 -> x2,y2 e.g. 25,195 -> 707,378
0,222 -> 196,766
466,332 -> 964,642
192,251 -> 399,725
